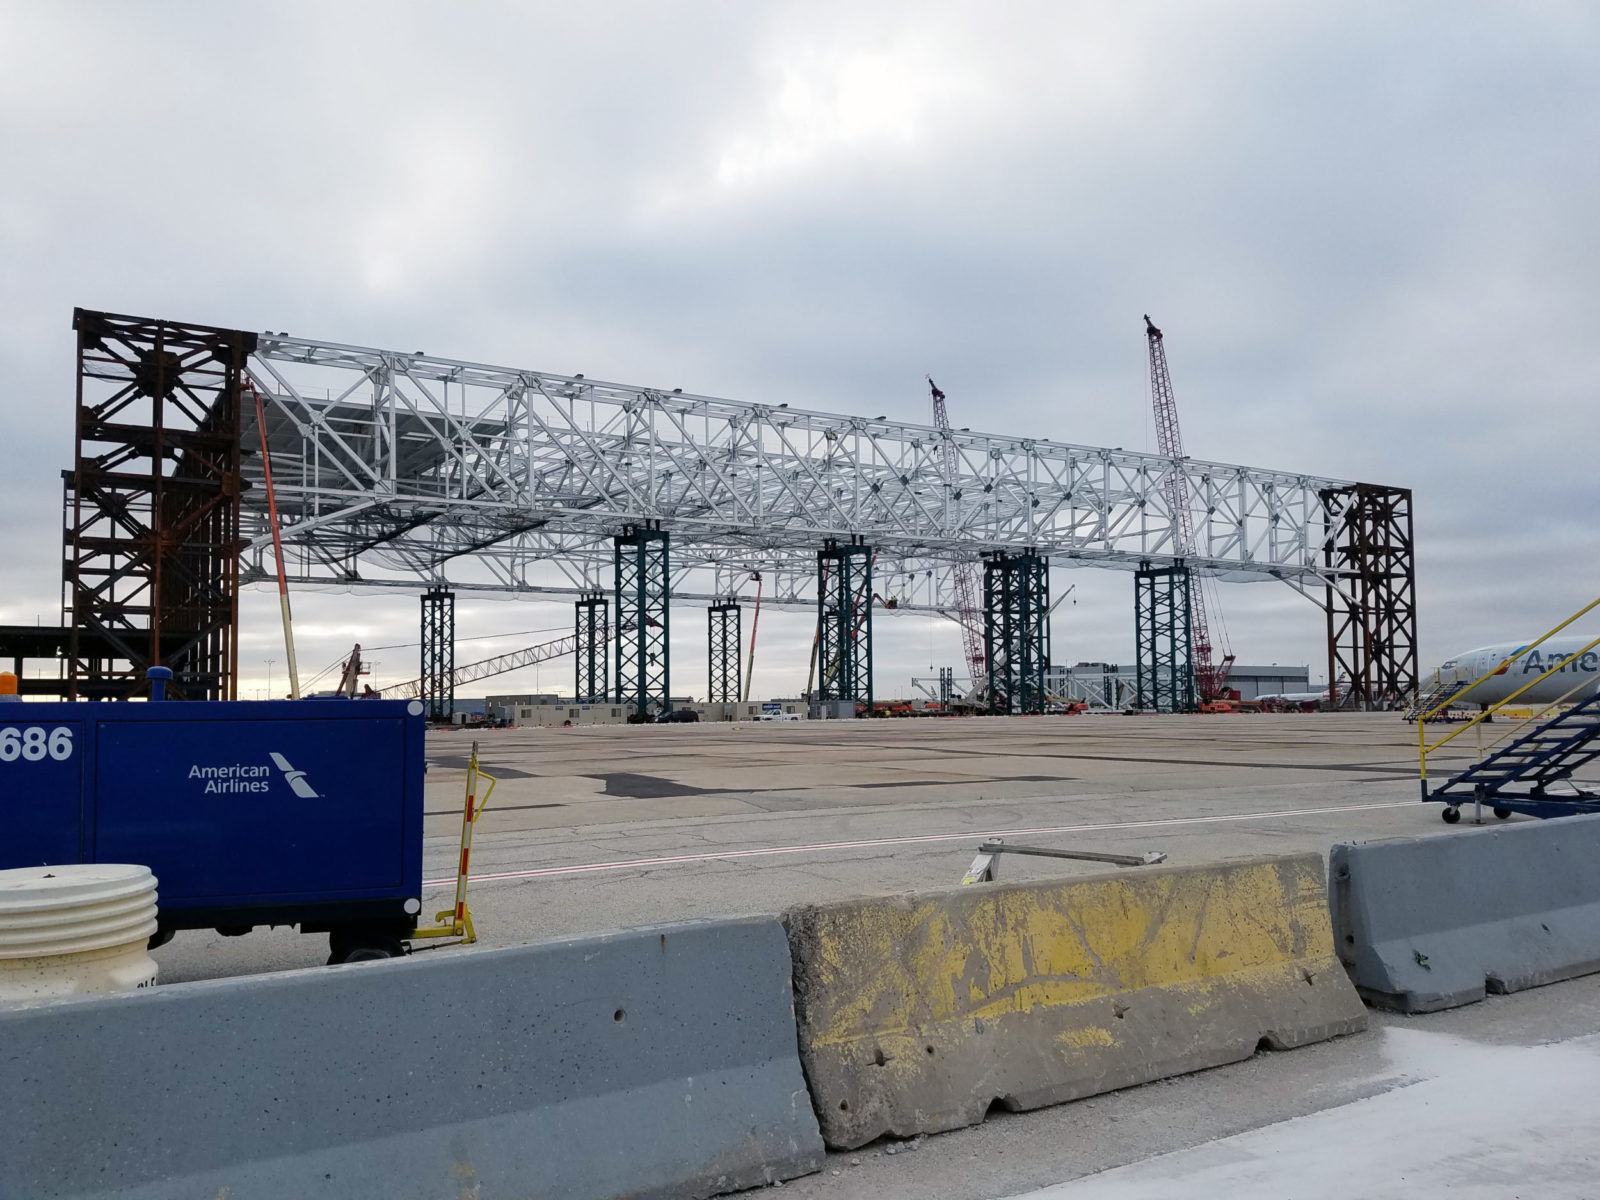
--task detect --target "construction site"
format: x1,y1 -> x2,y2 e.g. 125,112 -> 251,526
1,308 -> 1415,720
10,306 -> 1600,1200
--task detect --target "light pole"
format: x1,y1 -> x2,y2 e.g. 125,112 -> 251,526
266,658 -> 276,699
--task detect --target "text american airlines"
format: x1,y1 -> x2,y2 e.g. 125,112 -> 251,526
187,753 -> 320,798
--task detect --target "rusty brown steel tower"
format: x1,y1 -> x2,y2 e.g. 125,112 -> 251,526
63,309 -> 256,700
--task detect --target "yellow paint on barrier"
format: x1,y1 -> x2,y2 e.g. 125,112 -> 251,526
805,856 -> 1331,1047
1056,1026 -> 1116,1048
785,853 -> 1367,1149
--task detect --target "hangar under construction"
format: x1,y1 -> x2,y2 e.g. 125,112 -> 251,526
23,308 -> 1415,717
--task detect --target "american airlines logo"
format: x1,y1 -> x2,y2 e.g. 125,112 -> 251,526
186,753 -> 320,798
269,753 -> 320,798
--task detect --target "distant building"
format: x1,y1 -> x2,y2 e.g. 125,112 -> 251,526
485,693 -> 562,708
1225,665 -> 1311,700
1044,661 -> 1311,705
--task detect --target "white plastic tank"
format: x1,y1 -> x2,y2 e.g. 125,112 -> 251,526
0,864 -> 159,1002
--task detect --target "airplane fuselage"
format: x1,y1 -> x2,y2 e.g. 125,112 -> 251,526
1437,637 -> 1600,707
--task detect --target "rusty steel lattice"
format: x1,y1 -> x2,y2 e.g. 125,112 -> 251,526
1322,484 -> 1419,711
64,310 -> 255,700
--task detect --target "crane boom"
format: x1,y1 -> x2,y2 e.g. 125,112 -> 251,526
1144,316 -> 1234,701
927,376 -> 986,693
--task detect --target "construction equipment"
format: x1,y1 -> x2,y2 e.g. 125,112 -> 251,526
1144,317 -> 1235,702
1,672 -> 427,963
411,741 -> 496,946
927,376 -> 986,697
383,630 -> 590,700
334,644 -> 367,698
742,572 -> 763,702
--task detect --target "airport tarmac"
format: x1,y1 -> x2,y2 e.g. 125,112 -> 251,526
156,713 -> 1484,983
148,712 -> 1600,1198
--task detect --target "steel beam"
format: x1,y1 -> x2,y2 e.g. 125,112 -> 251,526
615,525 -> 669,718
1323,485 -> 1418,710
708,602 -> 742,705
64,309 -> 255,701
984,551 -> 1049,715
574,593 -> 608,703
237,331 -> 1357,605
1135,562 -> 1197,713
420,587 -> 455,721
816,538 -> 872,712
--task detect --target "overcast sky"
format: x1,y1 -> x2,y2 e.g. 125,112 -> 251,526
3,1 -> 1598,701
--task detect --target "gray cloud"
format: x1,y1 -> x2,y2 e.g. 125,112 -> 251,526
4,1 -> 1598,700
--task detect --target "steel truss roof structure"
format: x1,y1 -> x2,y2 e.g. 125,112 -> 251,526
240,333 -> 1356,615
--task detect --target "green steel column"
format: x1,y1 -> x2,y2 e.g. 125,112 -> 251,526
708,602 -> 742,704
420,587 -> 455,722
817,538 -> 872,712
1134,561 -> 1196,713
574,594 -> 607,703
614,525 -> 670,718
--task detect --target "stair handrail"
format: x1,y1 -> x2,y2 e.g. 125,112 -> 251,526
1462,669 -> 1600,765
1418,594 -> 1600,798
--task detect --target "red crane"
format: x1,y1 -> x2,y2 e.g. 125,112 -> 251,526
927,376 -> 986,694
1144,316 -> 1235,701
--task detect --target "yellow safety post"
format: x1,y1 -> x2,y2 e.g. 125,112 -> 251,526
411,740 -> 496,945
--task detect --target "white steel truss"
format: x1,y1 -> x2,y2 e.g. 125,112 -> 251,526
239,333 -> 1355,613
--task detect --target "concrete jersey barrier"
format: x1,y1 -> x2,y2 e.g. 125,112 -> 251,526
1331,814 -> 1600,1012
784,853 -> 1366,1149
1,917 -> 824,1200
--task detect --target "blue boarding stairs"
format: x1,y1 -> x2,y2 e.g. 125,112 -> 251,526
1426,691 -> 1600,823
1417,596 -> 1600,824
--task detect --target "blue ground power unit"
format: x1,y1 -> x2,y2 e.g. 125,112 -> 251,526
0,694 -> 426,962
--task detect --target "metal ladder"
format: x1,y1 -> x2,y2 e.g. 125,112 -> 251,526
1429,692 -> 1600,821
1405,677 -> 1470,721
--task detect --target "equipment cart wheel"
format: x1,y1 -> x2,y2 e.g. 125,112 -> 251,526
1441,807 -> 1461,824
1493,807 -> 1512,820
327,927 -> 408,965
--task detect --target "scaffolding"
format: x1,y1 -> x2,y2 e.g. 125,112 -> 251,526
615,525 -> 670,718
1135,562 -> 1197,713
708,602 -> 742,704
420,587 -> 455,721
574,593 -> 608,703
64,309 -> 254,700
1323,485 -> 1418,710
984,551 -> 1049,715
816,538 -> 872,711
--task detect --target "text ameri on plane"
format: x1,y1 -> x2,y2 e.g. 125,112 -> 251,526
1435,638 -> 1600,709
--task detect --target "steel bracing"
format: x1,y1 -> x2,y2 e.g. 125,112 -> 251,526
420,587 -> 454,720
817,538 -> 872,708
65,310 -> 255,700
236,331 -> 1361,614
708,602 -> 742,704
574,594 -> 608,703
1323,485 -> 1418,710
615,525 -> 669,717
1135,562 -> 1197,713
984,551 -> 1049,715
58,312 -> 1418,708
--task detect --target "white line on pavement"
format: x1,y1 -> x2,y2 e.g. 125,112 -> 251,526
423,799 -> 1416,888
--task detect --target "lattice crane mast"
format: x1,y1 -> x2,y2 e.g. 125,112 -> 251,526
1143,316 -> 1235,701
927,376 -> 986,694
